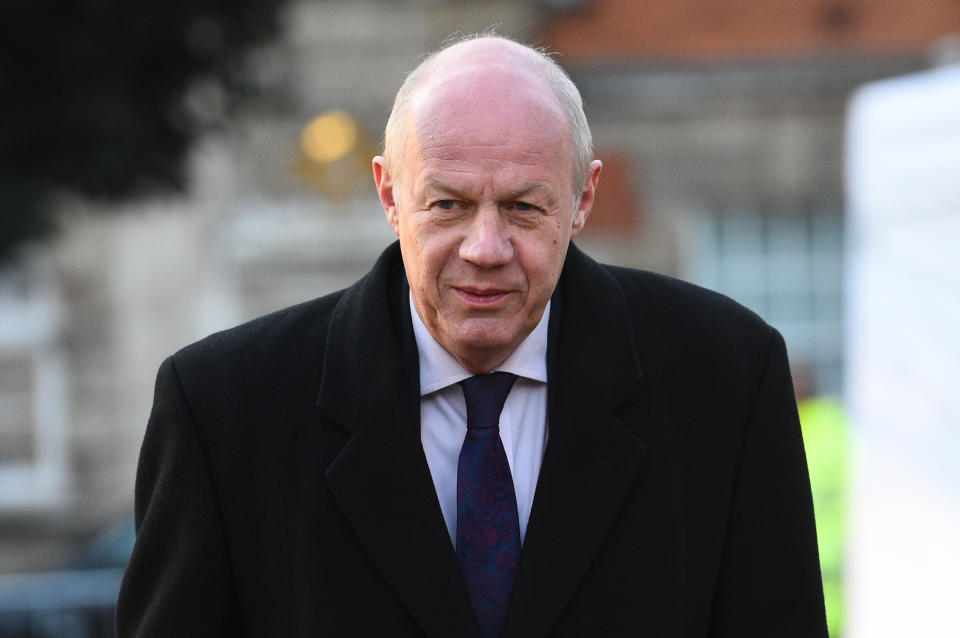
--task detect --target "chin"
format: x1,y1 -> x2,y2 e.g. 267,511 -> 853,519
453,330 -> 524,365
450,316 -> 517,343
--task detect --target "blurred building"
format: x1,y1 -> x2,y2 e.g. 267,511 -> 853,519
0,0 -> 957,630
0,0 -> 545,578
551,0 -> 960,394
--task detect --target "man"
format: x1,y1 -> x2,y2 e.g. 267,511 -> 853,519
117,35 -> 827,637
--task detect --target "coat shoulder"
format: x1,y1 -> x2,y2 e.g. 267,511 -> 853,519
606,264 -> 770,329
167,289 -> 347,392
600,263 -> 777,364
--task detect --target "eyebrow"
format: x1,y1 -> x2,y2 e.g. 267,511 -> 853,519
424,178 -> 467,197
509,183 -> 550,199
423,179 -> 551,200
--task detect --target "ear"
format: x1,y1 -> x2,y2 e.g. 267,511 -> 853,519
570,159 -> 602,238
372,156 -> 399,235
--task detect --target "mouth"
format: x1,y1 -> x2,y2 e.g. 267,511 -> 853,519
454,286 -> 512,307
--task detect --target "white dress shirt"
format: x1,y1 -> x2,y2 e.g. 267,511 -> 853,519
410,293 -> 549,545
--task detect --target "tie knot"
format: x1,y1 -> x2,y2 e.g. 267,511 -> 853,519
459,372 -> 517,430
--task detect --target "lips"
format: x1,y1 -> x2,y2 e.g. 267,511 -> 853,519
454,286 -> 511,306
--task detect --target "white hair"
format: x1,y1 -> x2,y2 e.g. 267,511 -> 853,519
382,31 -> 594,202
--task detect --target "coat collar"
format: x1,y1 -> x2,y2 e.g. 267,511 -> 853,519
318,241 -> 480,638
317,241 -> 647,638
503,243 -> 647,638
315,241 -> 410,432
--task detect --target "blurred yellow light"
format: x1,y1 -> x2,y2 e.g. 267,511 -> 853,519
300,110 -> 358,163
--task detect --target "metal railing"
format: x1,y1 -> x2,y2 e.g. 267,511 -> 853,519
0,568 -> 123,638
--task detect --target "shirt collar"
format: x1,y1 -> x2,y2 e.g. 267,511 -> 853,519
410,291 -> 550,396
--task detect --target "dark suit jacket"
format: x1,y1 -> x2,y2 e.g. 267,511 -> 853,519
117,241 -> 827,637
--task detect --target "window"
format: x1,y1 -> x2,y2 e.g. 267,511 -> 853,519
0,258 -> 68,510
684,208 -> 844,395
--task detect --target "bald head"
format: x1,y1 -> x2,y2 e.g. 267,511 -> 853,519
383,35 -> 594,202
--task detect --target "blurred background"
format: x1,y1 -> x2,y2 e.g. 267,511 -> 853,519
0,0 -> 958,636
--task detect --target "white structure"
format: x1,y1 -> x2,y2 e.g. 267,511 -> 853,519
845,62 -> 960,638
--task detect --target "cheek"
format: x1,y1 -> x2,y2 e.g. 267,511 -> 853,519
407,228 -> 455,290
531,226 -> 570,289
399,225 -> 428,289
522,243 -> 561,287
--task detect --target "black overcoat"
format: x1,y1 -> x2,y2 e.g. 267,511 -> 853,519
117,241 -> 827,637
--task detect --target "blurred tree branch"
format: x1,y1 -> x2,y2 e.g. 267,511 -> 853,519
0,0 -> 289,261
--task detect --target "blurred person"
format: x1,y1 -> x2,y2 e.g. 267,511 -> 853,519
116,34 -> 827,637
794,364 -> 850,637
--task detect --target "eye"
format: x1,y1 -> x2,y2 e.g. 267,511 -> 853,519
434,200 -> 457,210
512,201 -> 539,212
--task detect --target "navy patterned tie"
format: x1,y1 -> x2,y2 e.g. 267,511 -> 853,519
457,372 -> 520,638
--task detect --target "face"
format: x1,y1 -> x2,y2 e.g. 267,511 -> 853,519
374,63 -> 601,373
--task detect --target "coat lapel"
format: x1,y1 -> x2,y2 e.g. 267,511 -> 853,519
318,243 -> 479,638
503,244 -> 648,638
315,242 -> 647,638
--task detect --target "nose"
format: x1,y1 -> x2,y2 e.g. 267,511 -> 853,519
459,207 -> 514,268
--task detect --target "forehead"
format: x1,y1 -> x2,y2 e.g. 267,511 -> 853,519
404,62 -> 572,183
